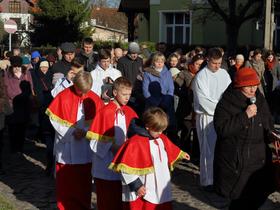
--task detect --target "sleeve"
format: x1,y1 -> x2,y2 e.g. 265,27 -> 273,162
214,98 -> 250,139
49,117 -> 75,143
117,61 -> 125,75
89,139 -> 112,159
142,72 -> 151,98
51,78 -> 71,97
192,76 -> 219,115
166,71 -> 174,96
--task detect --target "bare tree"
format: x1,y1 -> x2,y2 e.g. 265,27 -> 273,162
192,0 -> 264,54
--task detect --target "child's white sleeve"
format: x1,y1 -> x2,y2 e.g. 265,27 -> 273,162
49,118 -> 75,143
121,173 -> 139,185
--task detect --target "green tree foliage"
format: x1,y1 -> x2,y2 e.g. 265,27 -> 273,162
31,0 -> 93,46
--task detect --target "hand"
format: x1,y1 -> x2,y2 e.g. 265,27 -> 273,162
246,104 -> 257,119
137,186 -> 146,197
72,128 -> 86,140
185,152 -> 190,160
66,70 -> 76,81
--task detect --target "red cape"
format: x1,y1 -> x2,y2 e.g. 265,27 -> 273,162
109,134 -> 188,175
86,101 -> 138,143
46,86 -> 104,127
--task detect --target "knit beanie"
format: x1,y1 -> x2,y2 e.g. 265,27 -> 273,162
39,61 -> 49,68
22,56 -> 31,65
128,42 -> 140,54
31,51 -> 41,59
234,67 -> 260,88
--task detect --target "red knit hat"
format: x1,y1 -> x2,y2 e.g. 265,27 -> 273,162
234,67 -> 260,88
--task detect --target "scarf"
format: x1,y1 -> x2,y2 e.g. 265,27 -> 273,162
266,59 -> 276,71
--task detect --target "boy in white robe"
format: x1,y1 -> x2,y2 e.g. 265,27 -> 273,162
110,107 -> 190,210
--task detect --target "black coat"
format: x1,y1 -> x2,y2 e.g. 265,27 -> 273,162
213,85 -> 273,199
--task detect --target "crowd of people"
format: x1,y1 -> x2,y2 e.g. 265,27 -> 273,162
0,37 -> 280,210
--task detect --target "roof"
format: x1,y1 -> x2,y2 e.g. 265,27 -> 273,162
118,0 -> 149,13
91,7 -> 127,32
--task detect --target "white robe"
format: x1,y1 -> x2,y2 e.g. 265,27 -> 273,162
192,66 -> 231,186
90,64 -> 122,97
90,111 -> 127,180
50,102 -> 92,164
121,137 -> 172,204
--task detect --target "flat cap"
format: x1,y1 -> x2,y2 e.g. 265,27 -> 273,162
60,42 -> 76,53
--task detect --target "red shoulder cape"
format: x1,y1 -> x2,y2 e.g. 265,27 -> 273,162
46,86 -> 104,127
109,134 -> 188,175
86,101 -> 138,143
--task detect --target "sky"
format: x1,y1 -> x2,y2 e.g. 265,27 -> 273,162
91,0 -> 121,8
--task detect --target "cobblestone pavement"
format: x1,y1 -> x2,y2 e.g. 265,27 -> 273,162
0,135 -> 279,210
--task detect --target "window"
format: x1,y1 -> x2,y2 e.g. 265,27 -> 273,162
275,16 -> 280,51
9,0 -> 21,13
162,12 -> 190,44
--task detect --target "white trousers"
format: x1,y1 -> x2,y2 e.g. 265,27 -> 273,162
196,114 -> 217,186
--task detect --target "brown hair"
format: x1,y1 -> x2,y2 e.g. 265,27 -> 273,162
98,48 -> 111,60
142,107 -> 168,132
113,77 -> 132,91
152,52 -> 166,64
207,48 -> 223,60
73,71 -> 92,93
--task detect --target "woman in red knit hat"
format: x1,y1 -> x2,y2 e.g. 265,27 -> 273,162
213,67 -> 276,210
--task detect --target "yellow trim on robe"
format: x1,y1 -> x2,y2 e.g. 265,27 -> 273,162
86,131 -> 115,143
45,108 -> 73,127
169,151 -> 188,171
109,163 -> 155,176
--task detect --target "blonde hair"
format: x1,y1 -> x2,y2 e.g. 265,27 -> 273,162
113,77 -> 132,91
73,71 -> 92,93
143,107 -> 168,132
152,52 -> 166,64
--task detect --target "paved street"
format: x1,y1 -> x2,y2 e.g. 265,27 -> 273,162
0,134 -> 279,210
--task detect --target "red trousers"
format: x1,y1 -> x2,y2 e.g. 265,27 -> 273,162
94,178 -> 122,210
123,197 -> 173,210
56,162 -> 92,210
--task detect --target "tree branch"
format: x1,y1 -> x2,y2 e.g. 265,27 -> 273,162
207,0 -> 229,22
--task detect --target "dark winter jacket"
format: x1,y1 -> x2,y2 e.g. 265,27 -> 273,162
76,50 -> 98,72
213,84 -> 273,199
117,55 -> 143,96
51,59 -> 71,76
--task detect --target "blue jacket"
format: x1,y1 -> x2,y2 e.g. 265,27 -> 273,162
143,66 -> 174,99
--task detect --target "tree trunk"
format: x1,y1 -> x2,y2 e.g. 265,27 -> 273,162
226,24 -> 240,56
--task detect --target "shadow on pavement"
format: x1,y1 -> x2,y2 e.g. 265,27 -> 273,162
0,132 -> 56,210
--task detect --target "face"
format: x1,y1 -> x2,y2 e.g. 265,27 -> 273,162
170,57 -> 178,67
33,57 -> 40,64
100,58 -> 111,70
114,49 -> 123,60
240,85 -> 258,98
235,58 -> 244,65
147,129 -> 163,139
193,59 -> 204,71
113,86 -> 132,106
207,58 -> 222,72
64,52 -> 75,63
13,66 -> 21,74
267,55 -> 274,62
154,59 -> 165,69
83,43 -> 93,54
40,66 -> 49,74
130,53 -> 138,60
254,53 -> 262,61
